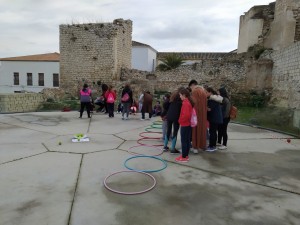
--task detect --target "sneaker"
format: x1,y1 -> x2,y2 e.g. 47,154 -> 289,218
125,117 -> 129,120
163,146 -> 169,152
170,149 -> 180,154
122,117 -> 125,120
218,145 -> 227,150
175,155 -> 189,163
216,143 -> 222,146
191,148 -> 199,154
140,118 -> 145,121
205,146 -> 217,152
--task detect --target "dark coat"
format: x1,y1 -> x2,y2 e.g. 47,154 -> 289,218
166,99 -> 182,122
161,99 -> 170,119
142,92 -> 153,113
207,99 -> 223,124
121,87 -> 133,104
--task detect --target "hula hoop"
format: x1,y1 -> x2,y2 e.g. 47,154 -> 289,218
103,170 -> 156,195
139,131 -> 162,139
153,121 -> 163,125
137,137 -> 163,146
127,145 -> 163,156
145,127 -> 162,133
124,155 -> 168,173
151,124 -> 162,129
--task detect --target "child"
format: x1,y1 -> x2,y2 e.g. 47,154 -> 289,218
104,85 -> 116,118
161,94 -> 170,141
163,91 -> 181,154
205,87 -> 223,152
79,84 -> 92,118
176,88 -> 194,163
117,103 -> 123,114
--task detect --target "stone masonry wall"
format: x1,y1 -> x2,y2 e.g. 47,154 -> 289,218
59,19 -> 132,96
0,93 -> 44,113
262,41 -> 300,109
120,56 -> 253,99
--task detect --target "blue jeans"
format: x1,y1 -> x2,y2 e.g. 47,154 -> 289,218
180,126 -> 192,158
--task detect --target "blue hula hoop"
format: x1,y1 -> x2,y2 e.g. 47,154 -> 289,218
124,155 -> 167,173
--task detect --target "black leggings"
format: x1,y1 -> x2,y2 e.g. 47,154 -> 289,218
166,120 -> 180,140
209,122 -> 218,147
218,117 -> 230,146
80,102 -> 91,117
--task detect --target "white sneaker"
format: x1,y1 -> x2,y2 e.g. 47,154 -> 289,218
140,118 -> 145,121
216,143 -> 222,146
191,148 -> 199,154
125,117 -> 129,120
218,145 -> 227,150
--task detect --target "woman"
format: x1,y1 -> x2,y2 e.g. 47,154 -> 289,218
206,87 -> 223,152
79,84 -> 92,118
176,88 -> 194,163
121,84 -> 133,120
217,87 -> 231,150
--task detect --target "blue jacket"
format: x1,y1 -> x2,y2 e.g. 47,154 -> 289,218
207,99 -> 223,124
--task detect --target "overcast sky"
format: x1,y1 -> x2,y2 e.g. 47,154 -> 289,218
0,0 -> 274,58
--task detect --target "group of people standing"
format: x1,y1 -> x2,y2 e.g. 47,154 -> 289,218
79,80 -> 232,163
79,83 -> 154,120
161,80 -> 231,163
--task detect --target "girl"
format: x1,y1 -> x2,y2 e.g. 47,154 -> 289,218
206,87 -> 223,152
163,91 -> 181,154
121,84 -> 133,120
217,87 -> 231,150
176,88 -> 194,163
79,84 -> 92,118
104,85 -> 116,118
161,94 -> 171,141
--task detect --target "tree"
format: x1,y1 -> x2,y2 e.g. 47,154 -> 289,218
157,54 -> 184,71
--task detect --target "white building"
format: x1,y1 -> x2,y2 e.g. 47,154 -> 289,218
132,41 -> 157,72
0,53 -> 59,93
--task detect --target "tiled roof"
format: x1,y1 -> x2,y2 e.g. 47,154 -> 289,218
0,52 -> 60,62
157,52 -> 235,60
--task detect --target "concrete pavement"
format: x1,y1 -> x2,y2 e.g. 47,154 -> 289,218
0,111 -> 300,225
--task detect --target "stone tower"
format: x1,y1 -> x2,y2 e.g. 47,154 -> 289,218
59,18 -> 132,95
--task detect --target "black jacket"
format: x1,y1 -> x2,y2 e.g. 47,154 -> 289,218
161,100 -> 170,118
207,99 -> 223,124
167,99 -> 182,122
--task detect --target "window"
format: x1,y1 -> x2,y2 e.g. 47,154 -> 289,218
27,73 -> 33,86
53,73 -> 59,87
38,73 -> 44,86
13,72 -> 19,85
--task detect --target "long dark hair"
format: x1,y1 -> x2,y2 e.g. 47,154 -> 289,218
179,87 -> 194,107
206,87 -> 218,95
219,87 -> 229,98
170,90 -> 180,102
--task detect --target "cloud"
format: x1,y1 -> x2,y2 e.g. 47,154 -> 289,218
0,0 -> 274,57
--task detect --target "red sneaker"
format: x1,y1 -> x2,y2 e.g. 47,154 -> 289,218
175,155 -> 189,163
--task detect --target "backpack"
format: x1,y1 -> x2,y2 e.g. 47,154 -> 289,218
229,105 -> 237,119
107,92 -> 115,103
121,93 -> 130,102
190,108 -> 198,127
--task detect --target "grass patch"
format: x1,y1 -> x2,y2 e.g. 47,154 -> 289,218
234,106 -> 300,137
39,100 -> 80,111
